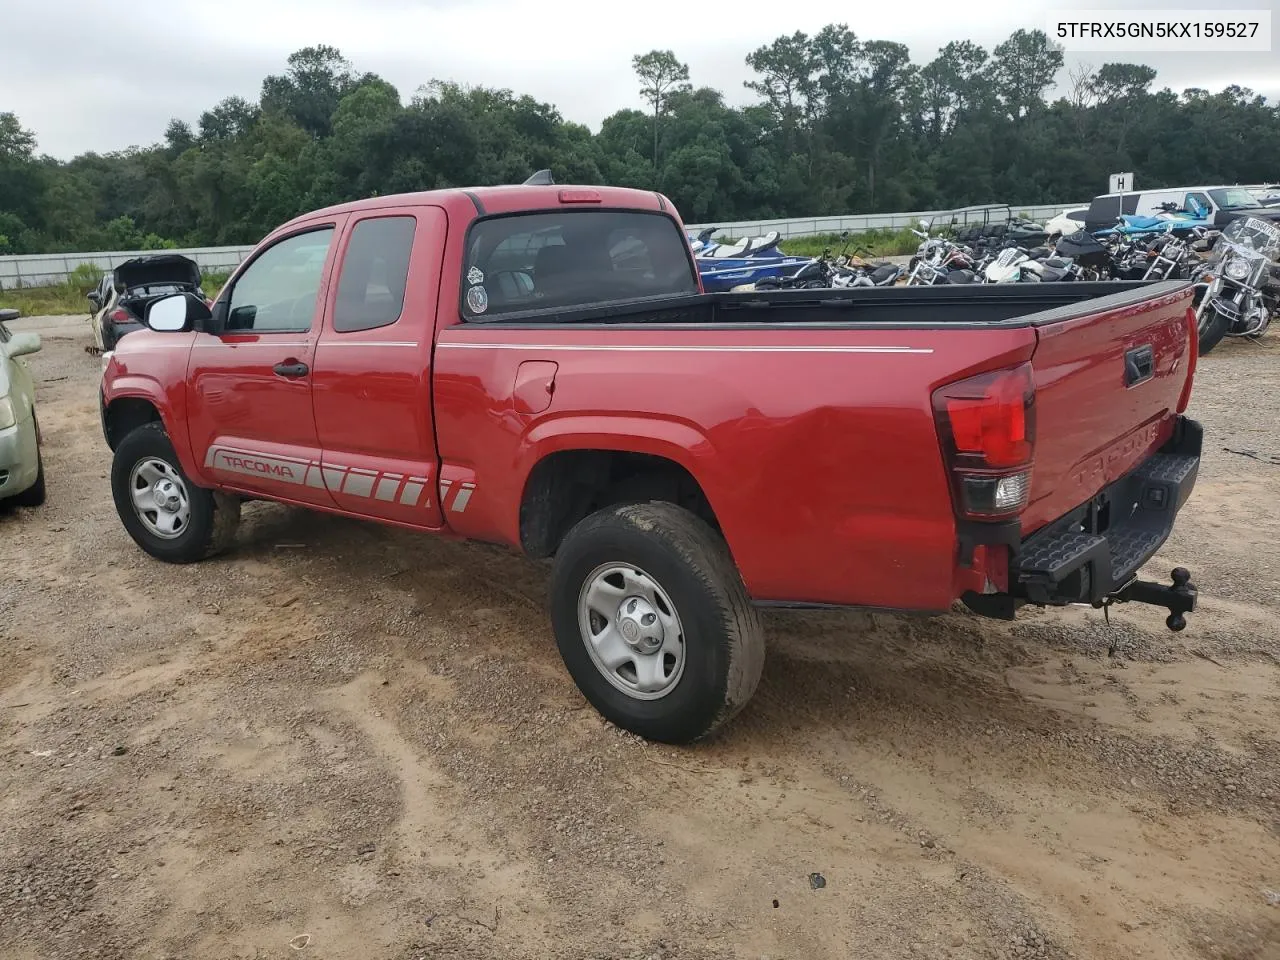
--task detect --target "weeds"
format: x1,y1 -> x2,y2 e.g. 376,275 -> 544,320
780,228 -> 922,258
0,271 -> 230,318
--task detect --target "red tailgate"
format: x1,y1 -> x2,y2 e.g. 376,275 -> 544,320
1022,283 -> 1196,534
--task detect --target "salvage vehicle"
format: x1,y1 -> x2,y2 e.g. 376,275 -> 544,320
0,309 -> 46,507
1083,186 -> 1280,234
87,255 -> 206,356
98,183 -> 1203,743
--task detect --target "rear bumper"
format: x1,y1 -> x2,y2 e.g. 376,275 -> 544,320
964,416 -> 1201,617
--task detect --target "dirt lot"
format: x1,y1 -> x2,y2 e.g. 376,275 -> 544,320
1,316 -> 1278,960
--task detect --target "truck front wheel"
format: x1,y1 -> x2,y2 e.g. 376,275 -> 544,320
110,422 -> 240,563
549,502 -> 765,743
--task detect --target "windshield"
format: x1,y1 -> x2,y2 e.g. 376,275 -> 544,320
1209,187 -> 1259,211
1217,216 -> 1280,261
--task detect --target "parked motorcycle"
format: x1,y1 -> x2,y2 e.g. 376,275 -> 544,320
983,245 -> 1047,284
833,239 -> 904,287
1140,227 -> 1209,281
1193,216 -> 1280,354
906,222 -> 968,286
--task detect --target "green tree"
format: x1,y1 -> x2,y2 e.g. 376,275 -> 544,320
631,50 -> 690,169
988,29 -> 1064,119
260,45 -> 359,139
3,36 -> 1280,256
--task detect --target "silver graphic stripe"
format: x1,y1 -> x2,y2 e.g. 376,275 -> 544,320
437,342 -> 933,354
205,445 -> 473,512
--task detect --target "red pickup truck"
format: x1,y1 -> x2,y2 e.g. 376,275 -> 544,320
99,183 -> 1202,743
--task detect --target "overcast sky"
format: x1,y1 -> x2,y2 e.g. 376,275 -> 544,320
8,0 -> 1279,159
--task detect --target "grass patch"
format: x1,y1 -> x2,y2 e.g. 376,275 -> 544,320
0,283 -> 95,317
773,228 -> 923,258
0,271 -> 230,319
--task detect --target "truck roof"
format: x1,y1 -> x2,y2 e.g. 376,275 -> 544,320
280,184 -> 674,232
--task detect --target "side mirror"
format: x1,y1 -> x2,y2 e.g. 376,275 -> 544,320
87,291 -> 101,307
5,331 -> 42,359
145,293 -> 211,332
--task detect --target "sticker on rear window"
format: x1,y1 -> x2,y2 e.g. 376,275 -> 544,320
467,266 -> 484,285
465,285 -> 489,314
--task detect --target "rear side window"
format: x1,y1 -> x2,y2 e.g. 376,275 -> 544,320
334,217 -> 416,332
1184,192 -> 1210,215
460,210 -> 697,319
1087,196 -> 1121,225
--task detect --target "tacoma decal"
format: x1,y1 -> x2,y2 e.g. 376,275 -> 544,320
207,447 -> 307,485
204,444 -> 451,509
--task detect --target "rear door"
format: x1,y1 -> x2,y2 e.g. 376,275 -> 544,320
1022,283 -> 1194,533
187,223 -> 342,503
312,207 -> 446,528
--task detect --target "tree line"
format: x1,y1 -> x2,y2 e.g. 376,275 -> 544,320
1,29 -> 1277,255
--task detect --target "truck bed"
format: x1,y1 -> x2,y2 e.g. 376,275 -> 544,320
436,278 -> 1196,611
460,280 -> 1191,329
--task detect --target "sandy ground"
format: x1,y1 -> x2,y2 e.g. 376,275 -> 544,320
1,315 -> 1278,960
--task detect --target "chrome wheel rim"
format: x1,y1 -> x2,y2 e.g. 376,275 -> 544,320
128,457 -> 191,540
577,563 -> 686,700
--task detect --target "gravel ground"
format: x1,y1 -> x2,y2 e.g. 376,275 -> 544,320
1,315 -> 1278,960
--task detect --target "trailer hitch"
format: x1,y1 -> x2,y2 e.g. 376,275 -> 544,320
1096,567 -> 1197,632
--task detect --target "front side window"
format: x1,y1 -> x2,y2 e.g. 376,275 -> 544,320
226,228 -> 334,333
460,210 -> 698,319
334,217 -> 416,333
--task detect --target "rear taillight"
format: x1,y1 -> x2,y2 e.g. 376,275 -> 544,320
109,307 -> 130,324
1177,305 -> 1197,413
932,362 -> 1036,519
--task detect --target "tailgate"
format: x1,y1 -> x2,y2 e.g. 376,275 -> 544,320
1023,281 -> 1195,534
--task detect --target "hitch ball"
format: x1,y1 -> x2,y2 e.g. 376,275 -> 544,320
1166,567 -> 1193,632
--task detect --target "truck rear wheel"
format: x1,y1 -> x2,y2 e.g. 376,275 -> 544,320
111,422 -> 240,563
549,502 -> 765,743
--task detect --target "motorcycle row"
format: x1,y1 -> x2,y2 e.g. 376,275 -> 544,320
689,212 -> 1280,355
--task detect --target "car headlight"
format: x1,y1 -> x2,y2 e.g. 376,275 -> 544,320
0,396 -> 15,430
1224,258 -> 1251,281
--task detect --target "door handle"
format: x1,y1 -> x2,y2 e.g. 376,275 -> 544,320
273,360 -> 309,378
1124,345 -> 1154,387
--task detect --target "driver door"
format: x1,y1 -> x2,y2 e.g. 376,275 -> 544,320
187,222 -> 345,503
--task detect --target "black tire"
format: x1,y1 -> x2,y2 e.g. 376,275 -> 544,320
111,422 -> 240,563
1197,306 -> 1229,356
10,415 -> 46,507
549,502 -> 765,744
